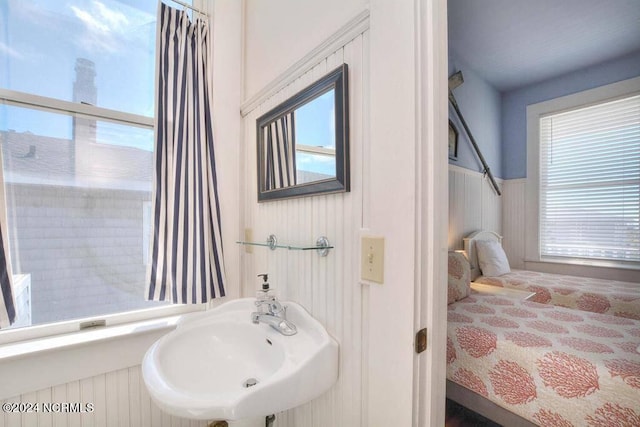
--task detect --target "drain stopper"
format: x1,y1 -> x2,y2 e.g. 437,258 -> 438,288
243,378 -> 258,388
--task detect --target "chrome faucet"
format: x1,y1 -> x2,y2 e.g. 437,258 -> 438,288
251,297 -> 297,336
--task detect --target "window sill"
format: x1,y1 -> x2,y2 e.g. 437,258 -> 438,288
523,258 -> 640,282
527,257 -> 640,271
0,315 -> 183,400
0,315 -> 181,361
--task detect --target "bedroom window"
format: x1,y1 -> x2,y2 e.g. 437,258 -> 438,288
0,0 -> 200,336
538,93 -> 640,265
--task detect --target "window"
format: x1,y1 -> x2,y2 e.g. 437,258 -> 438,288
533,86 -> 639,267
0,0 -> 196,332
294,89 -> 337,184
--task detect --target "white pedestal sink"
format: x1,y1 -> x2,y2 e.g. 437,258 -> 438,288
142,298 -> 338,421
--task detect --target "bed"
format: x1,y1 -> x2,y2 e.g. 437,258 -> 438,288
446,251 -> 640,426
463,231 -> 640,320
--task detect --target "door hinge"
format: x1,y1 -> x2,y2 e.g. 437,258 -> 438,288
415,328 -> 427,354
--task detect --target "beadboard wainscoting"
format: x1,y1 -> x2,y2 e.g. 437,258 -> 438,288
448,165 -> 502,251
240,30 -> 369,427
0,366 -> 206,427
503,179 -> 640,282
501,178 -> 526,269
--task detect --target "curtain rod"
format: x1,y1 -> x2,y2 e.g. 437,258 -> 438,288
169,0 -> 209,17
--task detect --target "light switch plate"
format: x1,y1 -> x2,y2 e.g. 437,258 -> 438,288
361,236 -> 384,283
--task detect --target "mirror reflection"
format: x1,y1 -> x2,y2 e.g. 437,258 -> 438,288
295,89 -> 336,185
257,64 -> 349,201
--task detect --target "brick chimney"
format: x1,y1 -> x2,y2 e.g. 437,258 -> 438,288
72,58 -> 97,177
73,58 -> 97,105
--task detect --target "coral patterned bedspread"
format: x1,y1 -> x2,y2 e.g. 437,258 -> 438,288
475,269 -> 640,320
447,293 -> 640,426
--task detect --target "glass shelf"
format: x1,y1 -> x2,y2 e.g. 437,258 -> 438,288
236,235 -> 332,257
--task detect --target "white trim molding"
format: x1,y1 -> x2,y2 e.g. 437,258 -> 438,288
448,163 -> 503,182
414,0 -> 449,424
240,8 -> 370,116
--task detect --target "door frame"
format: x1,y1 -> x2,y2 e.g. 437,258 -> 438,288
413,0 -> 449,425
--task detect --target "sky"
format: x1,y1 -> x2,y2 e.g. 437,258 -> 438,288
0,0 -> 188,150
294,89 -> 337,176
1,0 -> 157,115
1,0 -> 336,175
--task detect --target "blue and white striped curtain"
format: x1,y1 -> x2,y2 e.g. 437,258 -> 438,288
146,2 -> 226,303
264,112 -> 296,190
0,150 -> 15,328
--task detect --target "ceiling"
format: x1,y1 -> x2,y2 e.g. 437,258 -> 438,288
448,0 -> 640,92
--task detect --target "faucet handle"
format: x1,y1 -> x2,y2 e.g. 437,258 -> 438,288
255,298 -> 272,307
268,300 -> 285,316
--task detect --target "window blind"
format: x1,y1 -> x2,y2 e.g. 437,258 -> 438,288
539,94 -> 640,264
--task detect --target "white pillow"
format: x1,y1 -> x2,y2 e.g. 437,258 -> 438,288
475,239 -> 510,277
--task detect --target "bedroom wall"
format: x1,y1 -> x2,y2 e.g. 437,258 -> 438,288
448,53 -> 502,179
501,50 -> 640,180
448,165 -> 502,251
446,55 -> 502,252
501,52 -> 640,280
504,173 -> 640,282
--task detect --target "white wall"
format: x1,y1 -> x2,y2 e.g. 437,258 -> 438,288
243,0 -> 368,99
448,165 -> 502,251
212,0 -> 243,299
241,29 -> 369,427
241,1 -> 421,425
366,0 -> 418,424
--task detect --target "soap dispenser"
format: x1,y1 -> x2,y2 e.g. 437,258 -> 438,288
256,274 -> 273,304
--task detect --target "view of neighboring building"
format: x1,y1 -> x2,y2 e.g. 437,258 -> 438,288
0,58 -> 164,326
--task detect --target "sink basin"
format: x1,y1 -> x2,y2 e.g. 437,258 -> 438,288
142,298 -> 338,421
